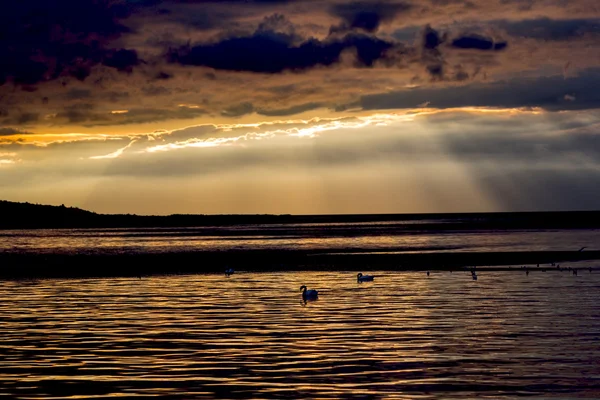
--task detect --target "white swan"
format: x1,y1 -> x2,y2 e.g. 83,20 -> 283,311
225,268 -> 234,276
357,273 -> 374,283
300,285 -> 318,301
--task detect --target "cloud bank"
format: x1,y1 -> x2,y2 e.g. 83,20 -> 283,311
0,0 -> 597,133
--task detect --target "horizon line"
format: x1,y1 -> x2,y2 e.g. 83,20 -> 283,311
3,199 -> 600,219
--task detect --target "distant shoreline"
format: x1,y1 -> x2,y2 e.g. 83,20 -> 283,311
3,200 -> 600,230
1,250 -> 598,279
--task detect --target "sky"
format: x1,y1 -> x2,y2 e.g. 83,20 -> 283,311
0,0 -> 599,215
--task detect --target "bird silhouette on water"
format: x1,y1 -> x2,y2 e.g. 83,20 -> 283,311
357,273 -> 374,283
300,285 -> 318,302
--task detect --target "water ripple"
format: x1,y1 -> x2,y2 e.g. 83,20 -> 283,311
1,271 -> 600,398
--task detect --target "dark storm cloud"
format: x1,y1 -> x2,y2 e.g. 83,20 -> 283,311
415,24 -> 506,81
426,64 -> 444,78
1,0 -> 599,131
496,18 -> 600,40
422,25 -> 444,49
154,72 -> 173,80
141,85 -> 172,97
451,35 -> 507,51
143,4 -> 239,32
168,30 -> 395,72
60,88 -> 129,103
140,0 -> 297,40
0,0 -> 140,87
1,113 -> 40,126
0,128 -> 32,136
48,106 -> 207,126
221,102 -> 255,117
64,89 -> 93,100
361,68 -> 600,111
429,0 -> 473,4
418,25 -> 447,80
176,0 -> 293,3
329,1 -> 412,33
101,49 -> 141,72
257,102 -> 324,116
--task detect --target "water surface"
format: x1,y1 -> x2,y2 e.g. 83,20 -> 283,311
1,271 -> 599,399
1,226 -> 599,255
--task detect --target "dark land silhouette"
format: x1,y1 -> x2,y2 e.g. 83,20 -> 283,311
3,199 -> 600,230
1,200 -> 600,278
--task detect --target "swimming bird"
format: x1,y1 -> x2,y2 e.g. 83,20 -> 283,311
471,270 -> 478,280
225,268 -> 234,276
357,273 -> 374,282
300,285 -> 318,301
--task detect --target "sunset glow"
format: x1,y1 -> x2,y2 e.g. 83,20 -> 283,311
0,0 -> 598,214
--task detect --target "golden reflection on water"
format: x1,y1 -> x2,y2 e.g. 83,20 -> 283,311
2,227 -> 600,254
1,271 -> 600,399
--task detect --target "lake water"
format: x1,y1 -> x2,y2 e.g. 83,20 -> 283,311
1,226 -> 600,255
2,271 -> 600,399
